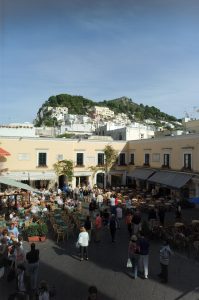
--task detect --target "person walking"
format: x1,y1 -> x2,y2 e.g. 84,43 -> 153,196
14,242 -> 26,269
96,193 -> 103,209
148,205 -> 157,231
109,214 -> 117,242
89,201 -> 95,219
128,235 -> 140,279
16,264 -> 29,294
87,285 -> 98,300
132,210 -> 141,235
37,280 -> 50,300
138,232 -> 150,279
84,216 -> 92,241
116,205 -> 123,229
26,243 -> 40,291
158,205 -> 166,226
125,211 -> 132,237
94,214 -> 102,243
159,240 -> 173,283
77,226 -> 89,261
110,194 -> 116,215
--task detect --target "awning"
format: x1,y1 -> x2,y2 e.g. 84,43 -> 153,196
74,172 -> 92,177
129,168 -> 156,180
0,176 -> 40,193
148,171 -> 193,189
0,147 -> 10,156
5,172 -> 57,181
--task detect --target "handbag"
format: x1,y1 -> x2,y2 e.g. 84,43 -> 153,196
76,241 -> 80,248
126,258 -> 132,268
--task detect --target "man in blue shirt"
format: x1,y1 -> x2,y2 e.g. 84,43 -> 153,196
8,222 -> 19,240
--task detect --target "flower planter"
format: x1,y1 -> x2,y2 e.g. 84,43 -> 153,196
39,236 -> 46,242
28,236 -> 40,242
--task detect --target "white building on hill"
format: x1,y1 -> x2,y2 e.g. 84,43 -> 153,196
0,123 -> 37,137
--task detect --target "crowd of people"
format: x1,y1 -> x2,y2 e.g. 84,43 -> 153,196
0,183 -> 195,299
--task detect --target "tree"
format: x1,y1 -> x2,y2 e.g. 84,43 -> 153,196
53,159 -> 74,183
104,145 -> 118,187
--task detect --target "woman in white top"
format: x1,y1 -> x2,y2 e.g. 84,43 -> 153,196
77,227 -> 89,261
38,280 -> 50,300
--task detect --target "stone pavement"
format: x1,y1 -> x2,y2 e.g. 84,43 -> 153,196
1,208 -> 199,300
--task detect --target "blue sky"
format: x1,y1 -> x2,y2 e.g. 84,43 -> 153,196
1,0 -> 199,123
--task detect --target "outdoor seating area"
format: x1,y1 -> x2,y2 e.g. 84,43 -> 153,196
150,219 -> 199,257
0,184 -> 199,260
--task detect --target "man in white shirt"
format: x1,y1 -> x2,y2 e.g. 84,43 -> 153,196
110,195 -> 116,214
97,194 -> 103,209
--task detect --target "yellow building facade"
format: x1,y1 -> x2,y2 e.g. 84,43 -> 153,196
1,134 -> 199,199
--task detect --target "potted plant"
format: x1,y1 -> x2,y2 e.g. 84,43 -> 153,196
38,223 -> 48,241
24,224 -> 40,242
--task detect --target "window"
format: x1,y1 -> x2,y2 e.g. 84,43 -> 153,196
130,153 -> 135,165
144,153 -> 150,165
98,153 -> 104,166
76,153 -> 84,166
184,153 -> 192,169
119,153 -> 126,165
163,154 -> 170,167
38,153 -> 47,167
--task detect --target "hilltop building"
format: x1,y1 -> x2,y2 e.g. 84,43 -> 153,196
90,106 -> 115,120
182,118 -> 199,133
96,122 -> 155,141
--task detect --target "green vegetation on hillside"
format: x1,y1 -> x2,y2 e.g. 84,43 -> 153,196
34,94 -> 181,128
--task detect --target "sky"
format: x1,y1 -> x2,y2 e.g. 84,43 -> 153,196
1,0 -> 199,123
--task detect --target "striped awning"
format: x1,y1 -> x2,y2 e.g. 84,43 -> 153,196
0,147 -> 10,156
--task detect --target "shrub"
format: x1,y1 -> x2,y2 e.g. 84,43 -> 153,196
24,224 -> 39,237
38,223 -> 48,236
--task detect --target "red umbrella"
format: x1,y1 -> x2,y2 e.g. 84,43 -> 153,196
0,147 -> 11,156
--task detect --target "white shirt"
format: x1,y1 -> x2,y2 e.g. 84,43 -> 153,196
77,231 -> 89,247
97,194 -> 103,203
110,197 -> 115,206
39,291 -> 50,300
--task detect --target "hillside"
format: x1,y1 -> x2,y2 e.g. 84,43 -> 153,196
34,94 -> 182,128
